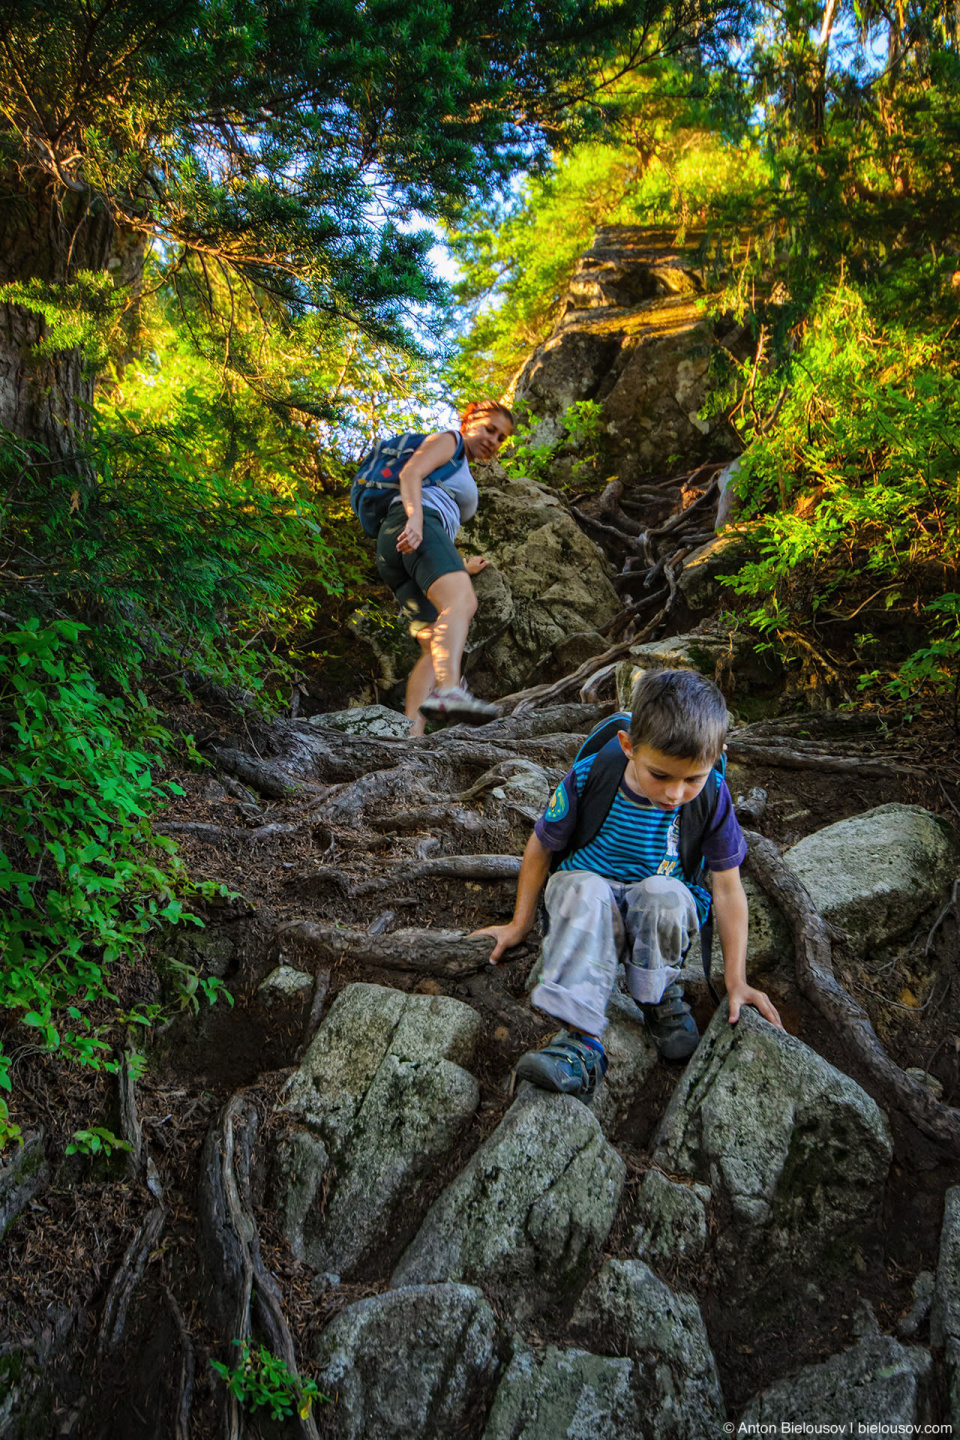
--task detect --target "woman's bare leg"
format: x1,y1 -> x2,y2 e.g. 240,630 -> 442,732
424,571 -> 477,692
406,629 -> 436,736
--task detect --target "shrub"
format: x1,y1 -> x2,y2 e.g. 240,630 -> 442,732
0,619 -> 215,1148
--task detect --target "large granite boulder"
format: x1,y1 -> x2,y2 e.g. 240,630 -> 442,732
653,1005 -> 892,1313
459,470 -> 620,694
630,1171 -> 712,1266
677,528 -> 764,614
613,626 -> 781,707
739,1335 -> 933,1429
512,226 -> 739,485
274,984 -> 482,1279
699,803 -> 960,989
392,1086 -> 625,1322
482,1341 -> 641,1440
308,703 -> 410,738
570,1260 -> 726,1439
591,992 -> 659,1141
314,1284 -> 502,1440
785,803 -> 960,957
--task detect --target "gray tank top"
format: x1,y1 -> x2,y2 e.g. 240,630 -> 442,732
390,432 -> 478,541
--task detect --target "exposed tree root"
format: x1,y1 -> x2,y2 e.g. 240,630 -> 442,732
199,1095 -> 320,1440
163,1286 -> 196,1440
274,921 -> 499,977
156,819 -> 307,843
116,1044 -> 143,1179
728,740 -> 926,778
293,853 -> 522,903
734,787 -> 768,825
296,969 -> 332,1063
744,830 -> 960,1156
96,1205 -> 167,1360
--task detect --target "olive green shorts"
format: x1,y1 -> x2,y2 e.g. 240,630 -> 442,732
376,506 -> 466,634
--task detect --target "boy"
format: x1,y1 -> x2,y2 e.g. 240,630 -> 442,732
473,668 -> 782,1098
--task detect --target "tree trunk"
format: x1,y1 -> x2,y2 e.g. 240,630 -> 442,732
0,175 -> 141,466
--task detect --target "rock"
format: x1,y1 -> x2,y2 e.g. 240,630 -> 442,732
678,528 -> 763,614
714,458 -> 741,529
786,804 -> 960,958
512,226 -> 737,484
590,991 -> 659,1141
490,765 -> 555,815
460,472 -> 620,695
256,964 -> 313,1005
931,1186 -> 960,1426
482,1340 -> 640,1440
614,626 -> 781,708
905,1068 -> 944,1100
653,1005 -> 892,1315
168,922 -> 237,980
899,1270 -> 935,1338
392,1086 -> 625,1322
696,804 -> 960,989
314,1283 -> 502,1440
275,983 -> 482,1278
308,703 -> 410,738
0,1132 -> 48,1242
739,1335 -> 933,1429
570,1260 -> 725,1438
630,1171 -> 711,1265
685,872 -> 793,991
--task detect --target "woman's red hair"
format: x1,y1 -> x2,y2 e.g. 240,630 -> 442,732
460,399 -> 515,433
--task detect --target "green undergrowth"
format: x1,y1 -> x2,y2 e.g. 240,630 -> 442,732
0,618 -> 234,1149
712,275 -> 960,722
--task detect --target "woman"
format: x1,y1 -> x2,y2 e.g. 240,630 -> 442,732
375,399 -> 515,735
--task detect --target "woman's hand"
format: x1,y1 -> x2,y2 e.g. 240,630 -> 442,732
396,514 -> 423,554
464,555 -> 490,576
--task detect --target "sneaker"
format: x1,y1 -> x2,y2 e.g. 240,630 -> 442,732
419,684 -> 500,728
514,1029 -> 608,1100
641,982 -> 699,1062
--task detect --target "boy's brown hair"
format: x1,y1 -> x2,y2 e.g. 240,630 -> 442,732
628,667 -> 728,762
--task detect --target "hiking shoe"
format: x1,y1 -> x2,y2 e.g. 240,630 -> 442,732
641,982 -> 699,1062
514,1029 -> 608,1100
419,684 -> 500,728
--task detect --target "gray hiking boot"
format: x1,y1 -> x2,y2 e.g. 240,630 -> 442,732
514,1029 -> 608,1100
641,982 -> 699,1062
419,683 -> 500,727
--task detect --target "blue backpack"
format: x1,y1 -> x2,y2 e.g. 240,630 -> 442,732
350,431 -> 466,537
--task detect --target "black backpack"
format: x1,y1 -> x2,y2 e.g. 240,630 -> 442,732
552,710 -> 724,999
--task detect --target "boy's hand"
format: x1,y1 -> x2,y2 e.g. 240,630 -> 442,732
470,922 -> 527,964
464,555 -> 490,576
727,981 -> 783,1030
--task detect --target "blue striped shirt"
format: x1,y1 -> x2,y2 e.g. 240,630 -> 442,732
534,751 -> 746,920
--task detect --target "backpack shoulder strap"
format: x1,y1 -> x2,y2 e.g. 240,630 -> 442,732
677,759 -> 724,886
551,740 -> 626,870
573,711 -> 631,764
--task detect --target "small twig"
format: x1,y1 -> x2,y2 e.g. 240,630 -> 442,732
926,879 -> 960,956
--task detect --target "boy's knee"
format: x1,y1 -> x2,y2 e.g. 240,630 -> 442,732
546,870 -> 614,921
